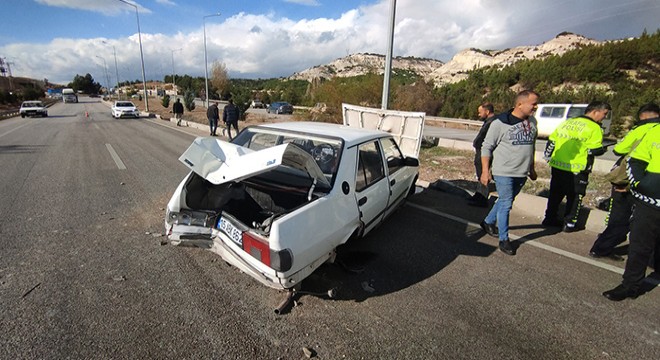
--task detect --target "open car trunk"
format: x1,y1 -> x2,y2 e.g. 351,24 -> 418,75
176,137 -> 331,235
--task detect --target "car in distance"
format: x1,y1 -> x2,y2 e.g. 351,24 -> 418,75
266,101 -> 293,114
250,99 -> 265,109
165,118 -> 422,290
62,88 -> 78,103
19,101 -> 48,118
111,101 -> 140,118
534,103 -> 613,138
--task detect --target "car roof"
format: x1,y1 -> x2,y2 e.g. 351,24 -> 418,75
252,121 -> 390,147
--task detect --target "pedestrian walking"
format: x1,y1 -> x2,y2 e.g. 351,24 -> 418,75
479,90 -> 539,256
468,102 -> 496,207
542,101 -> 610,232
590,103 -> 660,260
172,98 -> 184,126
206,101 -> 219,136
602,122 -> 660,301
223,99 -> 240,140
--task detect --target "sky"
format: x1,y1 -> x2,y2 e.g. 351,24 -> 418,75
0,0 -> 658,87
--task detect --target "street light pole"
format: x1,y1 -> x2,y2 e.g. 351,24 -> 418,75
171,48 -> 182,96
117,0 -> 149,111
102,40 -> 121,99
203,13 -> 221,109
95,55 -> 110,94
381,0 -> 396,110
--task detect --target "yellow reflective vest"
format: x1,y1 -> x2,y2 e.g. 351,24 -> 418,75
548,116 -> 603,173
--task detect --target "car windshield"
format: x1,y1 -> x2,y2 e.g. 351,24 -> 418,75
232,127 -> 343,186
23,102 -> 42,107
116,102 -> 135,107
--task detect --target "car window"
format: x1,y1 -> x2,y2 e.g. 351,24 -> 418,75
233,127 -> 342,183
380,137 -> 405,175
540,106 -> 566,118
356,141 -> 385,192
567,106 -> 586,119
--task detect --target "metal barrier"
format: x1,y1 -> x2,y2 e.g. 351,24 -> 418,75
425,115 -> 483,130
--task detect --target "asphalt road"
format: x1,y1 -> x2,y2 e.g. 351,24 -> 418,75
1,98 -> 658,359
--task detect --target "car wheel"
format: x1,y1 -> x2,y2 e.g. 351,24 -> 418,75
21,114 -> 25,118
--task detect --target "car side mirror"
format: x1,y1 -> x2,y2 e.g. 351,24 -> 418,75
404,157 -> 419,167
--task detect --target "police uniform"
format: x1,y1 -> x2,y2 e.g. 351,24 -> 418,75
622,125 -> 660,290
590,120 -> 660,256
543,115 -> 606,230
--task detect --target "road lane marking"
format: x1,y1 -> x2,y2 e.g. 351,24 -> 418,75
407,201 -> 659,286
94,124 -> 100,130
105,143 -> 126,170
0,122 -> 31,139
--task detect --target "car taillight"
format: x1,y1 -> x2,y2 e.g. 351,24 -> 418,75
242,232 -> 292,272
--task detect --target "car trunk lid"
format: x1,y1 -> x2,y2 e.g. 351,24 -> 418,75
179,137 -> 330,189
342,103 -> 425,158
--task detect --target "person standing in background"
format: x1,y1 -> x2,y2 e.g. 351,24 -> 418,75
206,101 -> 219,136
468,102 -> 496,207
173,98 -> 184,126
222,99 -> 240,140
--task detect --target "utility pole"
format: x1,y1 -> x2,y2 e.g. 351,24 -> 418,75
381,0 -> 397,110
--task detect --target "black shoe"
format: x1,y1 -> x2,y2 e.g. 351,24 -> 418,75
480,221 -> 498,238
588,251 -> 624,261
541,217 -> 562,227
602,284 -> 640,301
563,223 -> 578,233
499,240 -> 516,256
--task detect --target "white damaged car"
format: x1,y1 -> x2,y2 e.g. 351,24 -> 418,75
165,105 -> 425,290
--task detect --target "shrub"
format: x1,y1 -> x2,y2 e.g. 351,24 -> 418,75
184,90 -> 196,112
161,94 -> 170,108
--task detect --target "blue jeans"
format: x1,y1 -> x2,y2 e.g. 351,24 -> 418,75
484,176 -> 527,241
208,118 -> 218,135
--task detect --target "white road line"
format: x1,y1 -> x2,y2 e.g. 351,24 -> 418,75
406,202 -> 648,279
94,124 -> 100,130
0,122 -> 31,139
105,143 -> 126,170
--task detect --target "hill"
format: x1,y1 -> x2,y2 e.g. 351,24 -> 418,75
289,32 -> 602,87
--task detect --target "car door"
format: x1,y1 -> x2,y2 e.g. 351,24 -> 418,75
380,137 -> 414,218
354,140 -> 389,235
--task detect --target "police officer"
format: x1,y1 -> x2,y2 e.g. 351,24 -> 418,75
603,122 -> 660,301
542,101 -> 611,232
589,103 -> 660,259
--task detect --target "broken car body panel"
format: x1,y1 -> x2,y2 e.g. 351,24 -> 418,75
165,111 -> 421,290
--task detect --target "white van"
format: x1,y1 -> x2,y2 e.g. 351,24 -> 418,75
62,88 -> 78,103
534,103 -> 612,138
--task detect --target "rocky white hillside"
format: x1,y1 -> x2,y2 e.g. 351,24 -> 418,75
289,33 -> 602,87
288,53 -> 444,82
427,32 -> 601,85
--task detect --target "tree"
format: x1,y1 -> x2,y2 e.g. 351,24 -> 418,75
68,73 -> 101,94
161,94 -> 170,108
183,90 -> 196,112
211,61 -> 230,100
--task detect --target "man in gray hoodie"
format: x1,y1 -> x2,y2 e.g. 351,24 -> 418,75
479,90 -> 539,255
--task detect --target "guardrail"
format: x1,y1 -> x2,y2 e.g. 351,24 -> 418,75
0,109 -> 20,120
425,115 -> 483,131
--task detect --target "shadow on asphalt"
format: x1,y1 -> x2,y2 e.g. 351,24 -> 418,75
297,186 -> 497,303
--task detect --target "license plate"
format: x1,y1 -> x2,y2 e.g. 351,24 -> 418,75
217,217 -> 243,246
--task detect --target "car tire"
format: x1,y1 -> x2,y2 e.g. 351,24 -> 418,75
21,114 -> 25,118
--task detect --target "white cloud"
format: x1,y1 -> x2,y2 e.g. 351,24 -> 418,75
35,0 -> 151,15
5,0 -> 659,84
284,0 -> 321,6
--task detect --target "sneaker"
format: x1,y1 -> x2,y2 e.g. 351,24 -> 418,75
588,251 -> 624,261
541,217 -> 562,227
480,221 -> 498,238
499,239 -> 516,256
563,223 -> 578,233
